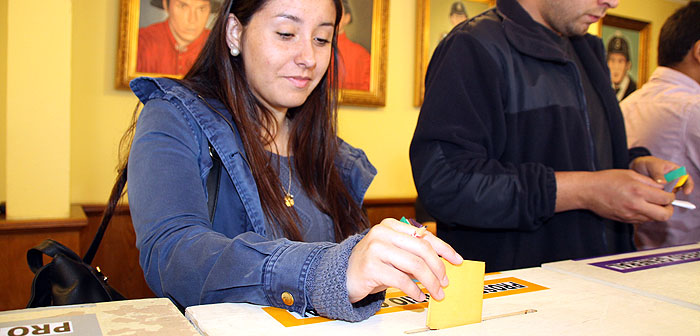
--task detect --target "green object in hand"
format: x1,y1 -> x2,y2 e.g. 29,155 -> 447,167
664,166 -> 687,182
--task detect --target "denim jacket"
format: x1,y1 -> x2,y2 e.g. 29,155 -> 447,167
128,77 -> 380,320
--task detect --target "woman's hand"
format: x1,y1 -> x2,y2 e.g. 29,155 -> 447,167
346,218 -> 463,304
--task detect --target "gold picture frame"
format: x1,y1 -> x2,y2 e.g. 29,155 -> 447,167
598,14 -> 650,88
413,0 -> 495,106
116,0 -> 388,107
338,0 -> 389,107
116,0 -> 225,89
116,0 -> 141,89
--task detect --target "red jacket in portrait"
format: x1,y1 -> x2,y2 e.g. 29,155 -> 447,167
137,20 -> 210,76
337,32 -> 371,91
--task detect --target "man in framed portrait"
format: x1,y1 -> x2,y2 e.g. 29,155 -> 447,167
337,0 -> 371,91
137,0 -> 222,76
607,34 -> 637,101
440,2 -> 469,40
449,1 -> 469,26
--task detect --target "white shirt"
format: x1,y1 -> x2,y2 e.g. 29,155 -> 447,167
621,66 -> 700,250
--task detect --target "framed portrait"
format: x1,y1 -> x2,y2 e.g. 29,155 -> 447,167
598,15 -> 650,101
338,0 -> 389,107
413,0 -> 495,106
116,0 -> 223,89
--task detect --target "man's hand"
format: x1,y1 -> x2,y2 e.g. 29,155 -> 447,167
630,156 -> 694,195
555,169 -> 674,223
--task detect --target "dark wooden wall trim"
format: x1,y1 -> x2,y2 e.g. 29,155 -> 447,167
0,205 -> 88,311
0,205 -> 87,231
0,198 -> 416,312
0,204 -> 154,312
363,197 -> 417,224
79,203 -> 155,303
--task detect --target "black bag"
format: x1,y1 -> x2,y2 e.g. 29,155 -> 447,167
25,146 -> 220,308
26,239 -> 125,307
26,169 -> 128,308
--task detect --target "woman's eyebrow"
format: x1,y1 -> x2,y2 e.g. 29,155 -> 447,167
275,13 -> 334,27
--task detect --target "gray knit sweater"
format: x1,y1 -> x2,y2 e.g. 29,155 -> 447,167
306,233 -> 386,322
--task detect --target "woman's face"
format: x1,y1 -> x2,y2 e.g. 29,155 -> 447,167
228,0 -> 336,115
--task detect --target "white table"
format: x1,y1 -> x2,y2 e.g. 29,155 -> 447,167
543,243 -> 700,310
185,267 -> 700,335
0,298 -> 200,336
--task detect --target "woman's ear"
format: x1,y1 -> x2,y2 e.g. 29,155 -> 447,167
226,14 -> 243,56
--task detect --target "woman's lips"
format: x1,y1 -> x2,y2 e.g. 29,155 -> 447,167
287,76 -> 311,88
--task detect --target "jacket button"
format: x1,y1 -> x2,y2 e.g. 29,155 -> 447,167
281,292 -> 294,306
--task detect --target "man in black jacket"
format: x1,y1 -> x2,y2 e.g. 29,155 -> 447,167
410,0 -> 693,272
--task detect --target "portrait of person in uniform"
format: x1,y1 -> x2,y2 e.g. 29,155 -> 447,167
607,33 -> 637,101
337,0 -> 372,91
137,0 -> 223,76
439,1 -> 469,40
449,1 -> 469,26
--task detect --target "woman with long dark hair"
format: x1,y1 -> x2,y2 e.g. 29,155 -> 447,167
118,0 -> 461,321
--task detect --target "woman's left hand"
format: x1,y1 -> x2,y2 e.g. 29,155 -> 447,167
346,218 -> 463,304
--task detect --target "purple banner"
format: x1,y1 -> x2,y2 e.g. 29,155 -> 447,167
590,248 -> 700,273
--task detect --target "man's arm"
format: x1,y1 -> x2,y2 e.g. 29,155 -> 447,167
410,30 -> 556,232
556,153 -> 695,223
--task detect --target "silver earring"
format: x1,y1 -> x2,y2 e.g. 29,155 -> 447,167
230,46 -> 240,57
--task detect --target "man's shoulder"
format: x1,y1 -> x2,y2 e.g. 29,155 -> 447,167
436,9 -> 509,60
338,34 -> 370,59
621,80 -> 700,113
450,9 -> 506,43
138,20 -> 170,43
140,20 -> 168,33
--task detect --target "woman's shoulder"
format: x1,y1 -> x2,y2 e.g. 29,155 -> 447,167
130,77 -> 199,106
336,138 -> 368,161
335,138 -> 376,183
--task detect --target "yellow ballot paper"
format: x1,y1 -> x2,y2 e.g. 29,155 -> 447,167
426,259 -> 485,330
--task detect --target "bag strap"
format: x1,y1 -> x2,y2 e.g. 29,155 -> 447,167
83,166 -> 128,264
81,140 -> 220,265
207,143 -> 222,222
27,239 -> 82,274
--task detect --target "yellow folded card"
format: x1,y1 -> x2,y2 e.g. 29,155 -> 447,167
426,259 -> 485,330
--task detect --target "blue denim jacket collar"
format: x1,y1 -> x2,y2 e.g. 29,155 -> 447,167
130,76 -> 376,236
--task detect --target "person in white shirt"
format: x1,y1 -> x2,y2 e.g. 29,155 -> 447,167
621,1 -> 700,249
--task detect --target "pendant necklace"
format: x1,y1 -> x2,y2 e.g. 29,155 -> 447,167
283,155 -> 294,207
197,93 -> 295,207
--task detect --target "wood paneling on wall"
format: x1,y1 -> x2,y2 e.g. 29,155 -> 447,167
80,204 -> 155,301
0,205 -> 154,311
0,206 -> 87,311
364,198 -> 416,224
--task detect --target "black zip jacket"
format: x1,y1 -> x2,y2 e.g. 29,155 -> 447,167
410,0 -> 648,272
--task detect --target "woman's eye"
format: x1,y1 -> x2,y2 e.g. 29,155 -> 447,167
314,37 -> 330,45
277,32 -> 294,39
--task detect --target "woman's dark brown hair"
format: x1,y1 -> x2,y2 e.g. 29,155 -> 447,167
106,0 -> 370,242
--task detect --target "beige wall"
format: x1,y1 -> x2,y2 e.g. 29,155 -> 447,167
70,1 -> 137,204
1,0 -> 7,204
0,0 -> 688,210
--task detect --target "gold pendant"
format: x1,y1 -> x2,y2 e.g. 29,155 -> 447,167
284,193 -> 295,207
